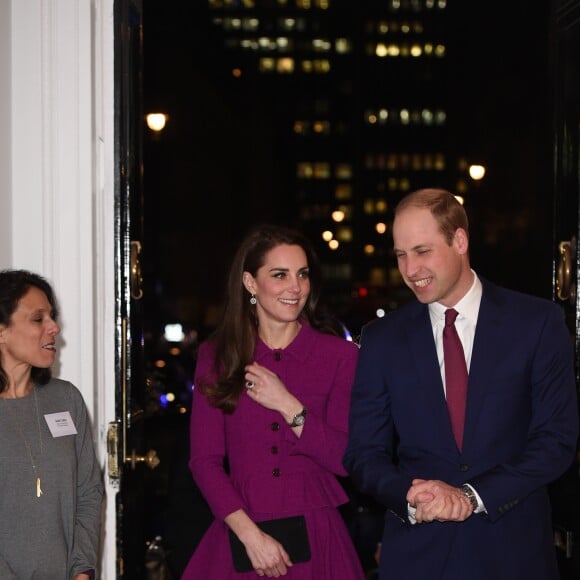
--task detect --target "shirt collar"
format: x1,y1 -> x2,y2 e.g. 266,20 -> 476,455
428,270 -> 482,326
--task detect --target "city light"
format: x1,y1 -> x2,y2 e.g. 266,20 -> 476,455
164,323 -> 184,342
146,113 -> 168,132
469,164 -> 486,180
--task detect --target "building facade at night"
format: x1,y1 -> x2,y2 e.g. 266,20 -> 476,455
201,0 -> 477,329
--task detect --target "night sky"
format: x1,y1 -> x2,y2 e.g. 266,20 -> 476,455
142,1 -> 555,336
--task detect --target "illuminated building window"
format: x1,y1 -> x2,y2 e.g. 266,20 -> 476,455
410,44 -> 422,57
280,18 -> 296,30
335,205 -> 353,220
366,111 -> 378,124
388,178 -> 398,190
297,162 -> 314,178
294,120 -> 308,134
297,163 -> 331,179
313,162 -> 331,178
386,0 -> 445,9
335,184 -> 352,200
376,43 -> 388,57
240,39 -> 258,50
277,57 -> 295,73
313,38 -> 331,52
322,263 -> 352,282
434,154 -> 446,170
277,37 -> 290,50
302,60 -> 313,73
259,58 -> 276,72
370,268 -> 388,286
336,227 -> 353,242
313,59 -> 330,73
371,41 -> 445,58
312,120 -> 330,134
361,198 -> 389,216
258,37 -> 276,50
435,110 -> 446,124
295,0 -> 330,7
365,107 -> 446,126
335,164 -> 353,179
376,199 -> 388,213
335,38 -> 351,53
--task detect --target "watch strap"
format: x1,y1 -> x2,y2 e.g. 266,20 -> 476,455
460,484 -> 478,510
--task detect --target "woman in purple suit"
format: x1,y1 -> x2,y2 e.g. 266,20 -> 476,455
182,225 -> 365,579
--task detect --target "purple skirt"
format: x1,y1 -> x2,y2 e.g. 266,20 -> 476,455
181,506 -> 365,579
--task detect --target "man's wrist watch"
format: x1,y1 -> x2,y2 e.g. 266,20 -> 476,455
289,408 -> 307,427
460,484 -> 479,510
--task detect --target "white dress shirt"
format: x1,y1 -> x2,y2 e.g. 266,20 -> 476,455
408,270 -> 486,521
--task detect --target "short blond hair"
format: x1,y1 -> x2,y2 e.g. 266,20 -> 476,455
395,188 -> 469,245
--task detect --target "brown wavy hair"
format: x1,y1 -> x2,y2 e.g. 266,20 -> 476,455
200,224 -> 337,413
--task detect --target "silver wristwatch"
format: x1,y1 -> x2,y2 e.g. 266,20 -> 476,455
460,484 -> 478,510
289,408 -> 307,427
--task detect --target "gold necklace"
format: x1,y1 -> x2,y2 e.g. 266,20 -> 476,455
2,387 -> 44,498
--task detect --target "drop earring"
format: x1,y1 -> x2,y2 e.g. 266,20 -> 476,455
250,294 -> 257,305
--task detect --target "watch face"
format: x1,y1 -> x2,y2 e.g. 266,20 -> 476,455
294,415 -> 305,426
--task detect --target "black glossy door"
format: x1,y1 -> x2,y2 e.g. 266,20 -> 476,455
113,1 -> 160,577
550,1 -> 580,578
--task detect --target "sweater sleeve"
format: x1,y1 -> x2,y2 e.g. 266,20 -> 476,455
68,383 -> 105,578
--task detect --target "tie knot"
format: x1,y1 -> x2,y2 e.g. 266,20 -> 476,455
445,308 -> 459,326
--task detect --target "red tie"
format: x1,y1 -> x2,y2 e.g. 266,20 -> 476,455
443,308 -> 468,450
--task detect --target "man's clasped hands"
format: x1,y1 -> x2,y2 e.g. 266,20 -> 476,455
407,479 -> 474,523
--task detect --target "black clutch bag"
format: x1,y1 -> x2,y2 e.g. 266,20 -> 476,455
228,515 -> 311,572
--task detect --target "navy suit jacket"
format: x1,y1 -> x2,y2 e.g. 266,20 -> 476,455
344,279 -> 579,580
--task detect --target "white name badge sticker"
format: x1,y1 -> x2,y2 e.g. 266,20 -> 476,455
44,412 -> 78,437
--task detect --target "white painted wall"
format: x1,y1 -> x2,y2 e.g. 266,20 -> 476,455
0,0 -> 11,265
0,1 -> 117,577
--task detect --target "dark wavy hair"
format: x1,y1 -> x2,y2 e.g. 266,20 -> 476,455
0,269 -> 59,392
201,224 -> 337,413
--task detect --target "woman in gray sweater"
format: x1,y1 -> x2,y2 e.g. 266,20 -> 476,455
0,269 -> 103,579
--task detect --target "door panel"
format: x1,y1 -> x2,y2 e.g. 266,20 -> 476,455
113,0 -> 160,577
551,2 -> 580,578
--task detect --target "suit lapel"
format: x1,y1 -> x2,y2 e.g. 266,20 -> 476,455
405,305 -> 455,446
462,283 -> 504,450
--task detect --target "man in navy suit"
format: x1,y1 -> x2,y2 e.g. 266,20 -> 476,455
344,188 -> 579,580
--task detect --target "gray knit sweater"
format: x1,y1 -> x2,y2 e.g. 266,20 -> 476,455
0,379 -> 104,579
